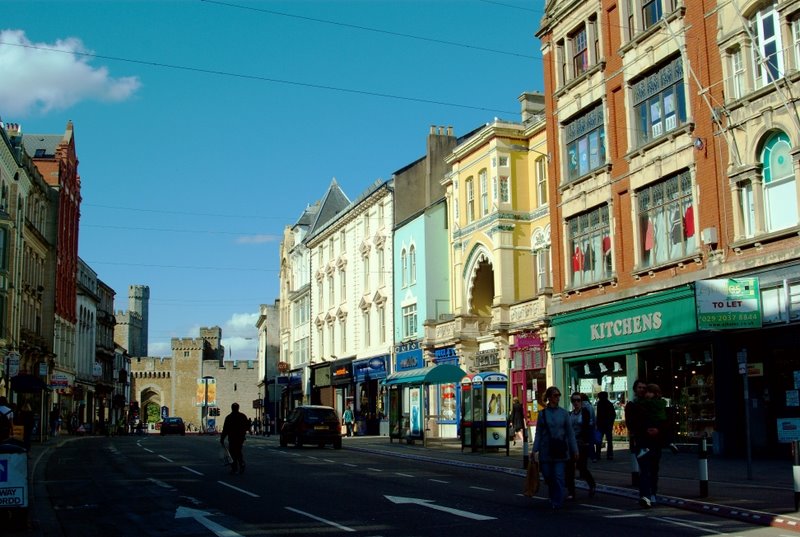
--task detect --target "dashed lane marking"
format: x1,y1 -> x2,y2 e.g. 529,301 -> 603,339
159,455 -> 173,462
429,479 -> 449,484
285,506 -> 356,532
218,481 -> 260,498
182,466 -> 203,476
395,472 -> 414,478
469,486 -> 493,492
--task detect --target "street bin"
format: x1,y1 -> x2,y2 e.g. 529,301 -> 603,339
0,441 -> 29,529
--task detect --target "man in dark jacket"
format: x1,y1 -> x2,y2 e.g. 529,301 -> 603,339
220,403 -> 250,474
595,391 -> 617,460
625,379 -> 661,508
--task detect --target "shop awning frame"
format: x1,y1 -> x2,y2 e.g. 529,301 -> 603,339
383,364 -> 466,386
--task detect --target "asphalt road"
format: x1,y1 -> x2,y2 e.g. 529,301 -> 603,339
8,436 -> 793,536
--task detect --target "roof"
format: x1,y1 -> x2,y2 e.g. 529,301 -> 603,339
306,178 -> 350,240
22,134 -> 62,158
383,364 -> 467,386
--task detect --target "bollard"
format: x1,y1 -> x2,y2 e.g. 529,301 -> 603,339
699,437 -> 709,497
522,426 -> 530,469
630,441 -> 640,487
793,441 -> 800,511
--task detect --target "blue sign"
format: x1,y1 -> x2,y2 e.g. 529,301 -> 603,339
396,346 -> 423,372
161,406 -> 169,419
434,346 -> 458,364
353,355 -> 388,382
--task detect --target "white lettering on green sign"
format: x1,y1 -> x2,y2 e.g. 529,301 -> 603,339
590,311 -> 663,340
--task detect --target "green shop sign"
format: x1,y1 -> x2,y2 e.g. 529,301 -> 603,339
551,286 -> 697,355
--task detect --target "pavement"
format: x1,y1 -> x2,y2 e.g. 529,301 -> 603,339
6,433 -> 800,534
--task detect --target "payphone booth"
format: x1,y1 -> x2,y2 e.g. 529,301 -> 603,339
461,372 -> 509,454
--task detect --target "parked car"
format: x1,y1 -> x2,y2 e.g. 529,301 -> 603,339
160,417 -> 186,436
280,405 -> 342,449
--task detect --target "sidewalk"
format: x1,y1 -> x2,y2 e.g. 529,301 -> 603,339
341,434 -> 800,532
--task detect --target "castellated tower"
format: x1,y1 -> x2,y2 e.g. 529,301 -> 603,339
129,325 -> 259,430
129,285 -> 150,356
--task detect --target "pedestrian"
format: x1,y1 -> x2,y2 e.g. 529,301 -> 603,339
0,396 -> 14,442
595,391 -> 616,460
509,396 -> 525,446
343,404 -> 355,437
248,417 -> 253,435
532,386 -> 578,510
580,392 -> 598,462
264,413 -> 271,437
49,406 -> 59,437
19,403 -> 35,450
625,379 -> 661,508
220,402 -> 250,474
566,392 -> 597,499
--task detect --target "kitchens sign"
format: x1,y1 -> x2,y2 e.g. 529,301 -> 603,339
551,286 -> 697,355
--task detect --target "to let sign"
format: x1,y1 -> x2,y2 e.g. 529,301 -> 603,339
696,278 -> 762,330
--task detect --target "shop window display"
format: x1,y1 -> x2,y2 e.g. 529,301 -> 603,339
673,351 -> 715,440
567,358 -> 628,437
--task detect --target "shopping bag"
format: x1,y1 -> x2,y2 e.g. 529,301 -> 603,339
220,446 -> 233,466
523,460 -> 540,497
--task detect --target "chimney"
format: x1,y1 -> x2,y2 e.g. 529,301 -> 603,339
518,92 -> 546,123
4,122 -> 23,147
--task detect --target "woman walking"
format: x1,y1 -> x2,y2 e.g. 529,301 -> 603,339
566,392 -> 597,498
532,386 -> 578,510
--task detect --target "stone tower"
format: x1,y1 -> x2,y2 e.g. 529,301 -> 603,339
129,285 -> 150,356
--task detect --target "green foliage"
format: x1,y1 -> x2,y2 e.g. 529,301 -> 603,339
145,403 -> 161,423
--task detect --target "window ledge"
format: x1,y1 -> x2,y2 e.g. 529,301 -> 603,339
731,226 -> 800,252
633,253 -> 702,278
555,61 -> 605,99
724,72 -> 800,110
625,122 -> 695,161
564,276 -> 618,296
559,163 -> 612,192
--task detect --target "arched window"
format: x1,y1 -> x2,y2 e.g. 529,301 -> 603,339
409,245 -> 417,284
762,131 -> 797,232
401,248 -> 408,287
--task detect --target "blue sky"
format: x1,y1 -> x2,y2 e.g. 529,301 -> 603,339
1,0 -> 544,359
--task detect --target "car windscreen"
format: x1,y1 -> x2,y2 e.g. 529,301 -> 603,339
304,409 -> 338,423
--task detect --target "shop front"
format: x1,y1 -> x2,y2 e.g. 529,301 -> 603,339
509,333 -> 547,429
310,362 -> 333,407
330,357 -> 354,425
353,355 -> 389,435
550,285 -> 705,443
432,346 -> 460,438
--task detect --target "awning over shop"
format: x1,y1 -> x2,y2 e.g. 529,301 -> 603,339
383,364 -> 466,386
11,374 -> 50,393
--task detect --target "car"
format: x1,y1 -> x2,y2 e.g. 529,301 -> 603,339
160,416 -> 186,436
279,405 -> 342,449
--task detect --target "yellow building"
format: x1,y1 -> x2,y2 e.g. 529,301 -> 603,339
426,93 -> 551,419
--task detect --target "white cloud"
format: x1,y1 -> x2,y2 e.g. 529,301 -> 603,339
235,234 -> 279,245
0,29 -> 140,116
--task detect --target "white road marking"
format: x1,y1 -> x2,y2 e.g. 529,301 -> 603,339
182,466 -> 204,476
285,506 -> 356,532
652,516 -> 724,534
368,467 -> 383,472
469,486 -> 493,492
658,516 -> 720,527
582,504 -> 620,512
343,463 -> 358,467
322,459 -> 335,463
217,481 -> 260,497
395,472 -> 414,478
385,495 -> 496,521
429,479 -> 449,484
605,514 -> 645,519
175,507 -> 244,537
159,455 -> 173,462
144,448 -> 154,453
